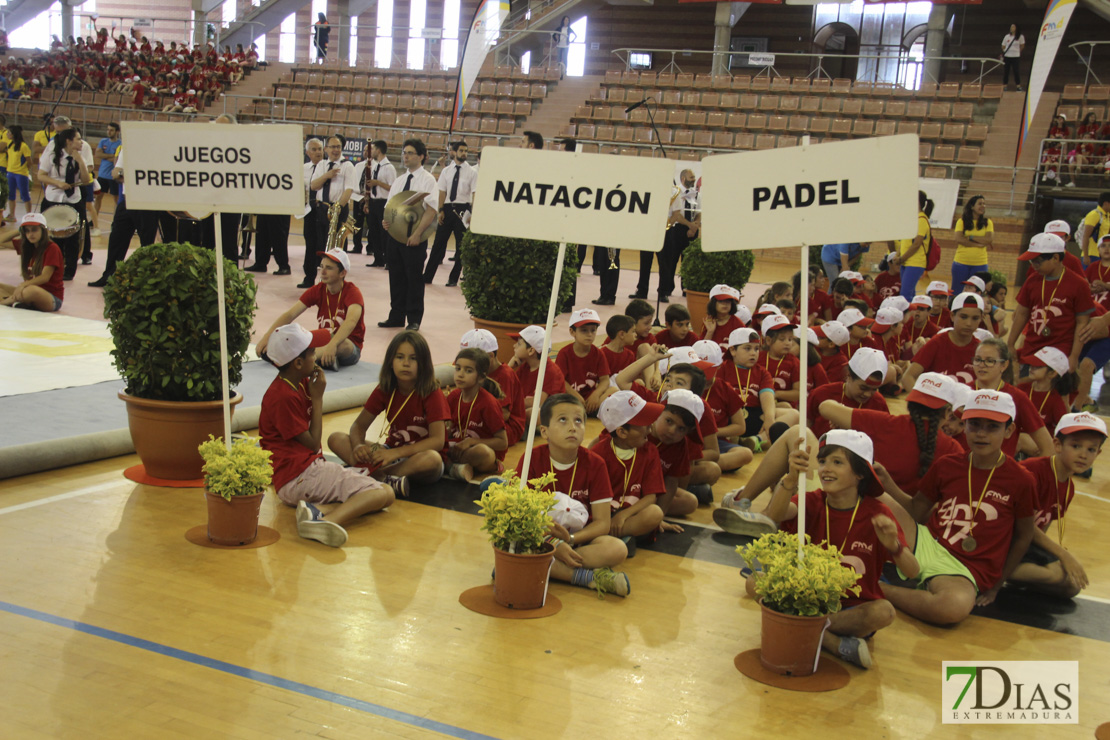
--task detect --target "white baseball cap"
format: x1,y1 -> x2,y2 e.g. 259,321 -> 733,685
963,390 -> 1017,423
761,314 -> 792,335
459,328 -> 498,353
548,492 -> 589,533
660,345 -> 713,373
1019,232 -> 1066,260
266,324 -> 330,366
692,339 -> 724,367
599,390 -> 665,432
907,372 -> 957,409
19,212 -> 47,229
880,296 -> 910,313
951,292 -> 985,312
818,429 -> 883,494
661,388 -> 705,439
909,294 -> 933,310
926,280 -> 951,296
509,325 -> 546,353
1044,219 -> 1072,237
569,308 -> 601,328
754,303 -> 781,318
848,347 -> 888,387
837,307 -> 874,329
973,328 -> 995,342
838,270 -> 864,284
710,284 -> 741,303
736,305 -> 753,326
728,327 -> 761,347
814,320 -> 850,346
1055,412 -> 1107,438
962,276 -> 987,293
1029,346 -> 1070,377
951,382 -> 974,412
794,326 -> 819,346
872,307 -> 904,335
315,248 -> 350,273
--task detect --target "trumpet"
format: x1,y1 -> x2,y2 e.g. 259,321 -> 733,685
325,201 -> 357,252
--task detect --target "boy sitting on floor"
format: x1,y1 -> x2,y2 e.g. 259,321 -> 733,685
508,324 -> 566,418
556,308 -> 613,415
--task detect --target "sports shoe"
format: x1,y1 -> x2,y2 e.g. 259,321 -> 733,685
296,500 -> 323,525
739,436 -> 764,453
383,474 -> 410,498
1064,181 -> 1076,188
837,635 -> 872,669
720,488 -> 749,510
689,483 -> 713,505
713,506 -> 777,536
297,517 -> 348,547
90,227 -> 102,237
591,567 -> 630,597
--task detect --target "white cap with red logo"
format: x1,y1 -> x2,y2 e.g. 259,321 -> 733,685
728,327 -> 761,347
1019,232 -> 1066,261
814,320 -> 850,346
660,345 -> 713,373
315,248 -> 351,273
761,313 -> 792,335
907,372 -> 958,409
794,326 -> 819,346
459,328 -> 498,353
963,390 -> 1017,422
662,388 -> 704,422
599,390 -> 665,432
963,275 -> 987,292
692,339 -> 724,367
909,294 -> 933,310
736,305 -> 753,326
873,307 -> 904,333
1054,412 -> 1107,437
926,280 -> 951,295
710,284 -> 741,302
837,307 -> 874,328
1044,219 -> 1072,237
509,325 -> 546,353
569,308 -> 601,327
951,292 -> 985,312
818,429 -> 883,493
848,347 -> 888,386
880,296 -> 910,313
1030,346 -> 1069,377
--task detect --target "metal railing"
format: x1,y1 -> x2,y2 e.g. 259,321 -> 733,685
1032,135 -> 1110,204
610,47 -> 1005,86
1068,41 -> 1110,88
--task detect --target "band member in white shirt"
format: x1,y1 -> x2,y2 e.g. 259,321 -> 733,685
304,136 -> 355,288
362,139 -> 396,268
37,128 -> 90,280
380,138 -> 437,331
424,140 -> 477,287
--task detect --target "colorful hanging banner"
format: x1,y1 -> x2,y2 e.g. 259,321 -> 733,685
450,0 -> 511,135
1016,0 -> 1078,163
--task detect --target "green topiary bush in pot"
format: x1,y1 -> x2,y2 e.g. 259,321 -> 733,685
103,242 -> 258,402
459,231 -> 579,324
679,238 -> 756,295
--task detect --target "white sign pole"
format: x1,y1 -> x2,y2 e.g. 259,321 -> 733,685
797,241 -> 809,562
214,213 -> 233,452
517,241 -> 568,486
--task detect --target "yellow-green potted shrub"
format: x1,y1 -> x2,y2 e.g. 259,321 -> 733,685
739,531 -> 861,676
199,435 -> 273,546
476,472 -> 558,609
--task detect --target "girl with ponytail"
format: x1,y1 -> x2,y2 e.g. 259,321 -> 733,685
443,347 -> 507,482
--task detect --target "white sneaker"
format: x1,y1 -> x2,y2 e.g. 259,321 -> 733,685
1064,182 -> 1076,188
297,516 -> 348,547
720,487 -> 747,510
713,506 -> 777,536
90,228 -> 102,237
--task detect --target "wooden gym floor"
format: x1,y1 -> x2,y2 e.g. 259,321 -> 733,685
2,399 -> 1110,739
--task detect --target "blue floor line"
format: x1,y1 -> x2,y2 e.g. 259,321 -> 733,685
0,599 -> 500,740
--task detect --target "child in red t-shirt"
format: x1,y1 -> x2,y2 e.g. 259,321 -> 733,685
1017,346 -> 1073,434
749,430 -> 919,669
925,282 -> 953,329
815,320 -> 851,382
1012,413 -> 1105,597
970,338 -> 1053,458
259,325 -> 394,548
701,283 -> 745,349
901,294 -> 940,358
652,303 -> 701,348
600,314 -> 638,378
809,347 -> 889,438
443,347 -> 508,482
877,390 -> 1036,625
0,213 -> 64,311
256,248 -> 364,369
508,324 -> 566,419
871,306 -> 905,388
555,308 -> 612,414
589,390 -> 668,541
716,327 -> 798,451
874,253 -> 902,302
903,292 -> 984,389
1011,233 -> 1095,370
515,394 -> 630,595
693,339 -> 754,474
838,307 -> 881,362
329,330 -> 449,496
460,328 -> 526,447
759,314 -> 802,408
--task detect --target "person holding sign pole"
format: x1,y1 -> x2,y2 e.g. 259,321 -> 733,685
380,138 -> 437,331
299,138 -> 325,288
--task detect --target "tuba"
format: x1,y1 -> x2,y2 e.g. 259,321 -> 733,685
325,201 -> 357,251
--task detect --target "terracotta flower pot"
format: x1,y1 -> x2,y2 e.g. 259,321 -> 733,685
759,599 -> 829,677
492,544 -> 555,609
685,290 -> 710,336
205,490 -> 264,546
119,391 -> 244,480
471,316 -> 530,365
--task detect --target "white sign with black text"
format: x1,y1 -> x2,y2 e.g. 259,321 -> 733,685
120,122 -> 305,215
919,176 -> 962,231
470,147 -> 674,251
699,134 -> 920,252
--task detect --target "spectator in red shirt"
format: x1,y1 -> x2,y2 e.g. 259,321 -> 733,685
0,212 -> 65,311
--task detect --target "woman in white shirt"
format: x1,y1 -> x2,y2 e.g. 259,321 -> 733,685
554,16 -> 576,80
1001,24 -> 1025,91
37,127 -> 89,280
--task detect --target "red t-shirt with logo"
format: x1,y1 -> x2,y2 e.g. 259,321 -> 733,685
259,376 -> 323,491
759,351 -> 801,404
12,238 -> 64,301
555,344 -> 610,395
707,314 -> 745,349
363,386 -> 450,449
1086,261 -> 1110,311
1016,269 -> 1096,363
652,327 -> 700,349
627,383 -> 717,441
713,362 -> 774,408
972,381 -> 1045,457
600,344 -> 636,376
1021,455 -> 1075,531
803,360 -> 830,393
820,352 -> 849,383
444,387 -> 506,461
901,319 -> 940,348
851,409 -> 963,495
1015,381 -> 1068,435
589,438 -> 666,511
702,378 -> 743,430
515,359 -> 566,401
813,290 -> 834,320
489,363 -> 526,446
918,452 -> 1036,589
911,333 -> 980,386
808,382 -> 889,438
516,444 -> 612,518
298,281 -> 366,349
875,272 -> 902,301
780,491 -> 907,607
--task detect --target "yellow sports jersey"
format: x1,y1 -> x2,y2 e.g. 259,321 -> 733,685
898,213 -> 931,268
6,142 -> 31,176
953,217 -> 993,266
1082,206 -> 1109,257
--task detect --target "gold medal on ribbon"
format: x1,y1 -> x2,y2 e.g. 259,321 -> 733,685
961,536 -> 977,553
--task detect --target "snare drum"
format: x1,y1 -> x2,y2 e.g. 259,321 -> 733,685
43,205 -> 81,238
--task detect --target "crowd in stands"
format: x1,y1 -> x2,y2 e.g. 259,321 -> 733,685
1041,110 -> 1110,187
0,27 -> 257,111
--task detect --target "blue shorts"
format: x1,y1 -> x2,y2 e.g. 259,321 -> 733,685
7,172 -> 30,202
336,343 -> 361,367
1080,336 -> 1110,370
82,184 -> 95,203
52,295 -> 62,312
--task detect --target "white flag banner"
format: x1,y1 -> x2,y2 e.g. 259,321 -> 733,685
450,0 -> 510,133
1017,0 -> 1078,162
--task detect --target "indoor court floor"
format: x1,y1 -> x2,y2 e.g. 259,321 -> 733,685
2,235 -> 1110,738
